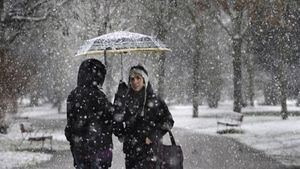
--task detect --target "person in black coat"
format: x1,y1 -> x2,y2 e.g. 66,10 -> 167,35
65,59 -> 121,169
115,65 -> 174,169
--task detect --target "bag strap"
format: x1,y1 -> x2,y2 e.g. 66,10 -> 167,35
168,130 -> 177,146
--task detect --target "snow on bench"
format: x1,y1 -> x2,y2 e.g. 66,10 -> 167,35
217,112 -> 243,134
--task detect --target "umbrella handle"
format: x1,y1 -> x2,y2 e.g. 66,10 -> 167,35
104,49 -> 107,66
121,54 -> 124,81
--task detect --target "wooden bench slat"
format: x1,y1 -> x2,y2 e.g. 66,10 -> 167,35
217,121 -> 240,127
28,136 -> 53,141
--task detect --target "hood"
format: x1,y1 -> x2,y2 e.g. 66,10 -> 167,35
77,59 -> 106,88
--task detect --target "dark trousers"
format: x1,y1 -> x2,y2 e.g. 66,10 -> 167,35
125,154 -> 157,169
72,147 -> 112,169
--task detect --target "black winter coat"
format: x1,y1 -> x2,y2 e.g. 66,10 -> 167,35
117,83 -> 174,158
65,59 -> 116,154
65,86 -> 115,150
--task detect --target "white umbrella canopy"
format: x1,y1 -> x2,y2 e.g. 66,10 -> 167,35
75,31 -> 171,81
76,31 -> 171,56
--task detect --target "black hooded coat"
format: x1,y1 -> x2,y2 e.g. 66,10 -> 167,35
65,59 -> 116,156
115,68 -> 174,161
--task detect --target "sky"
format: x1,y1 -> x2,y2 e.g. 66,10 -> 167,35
0,101 -> 300,168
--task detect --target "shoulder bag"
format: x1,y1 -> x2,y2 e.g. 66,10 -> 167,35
157,130 -> 184,169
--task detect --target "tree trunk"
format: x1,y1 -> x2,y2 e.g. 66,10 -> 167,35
263,75 -> 279,106
192,23 -> 204,117
158,52 -> 166,99
53,93 -> 63,113
277,27 -> 288,119
247,55 -> 255,106
0,85 -> 16,134
297,65 -> 300,106
8,94 -> 18,114
30,91 -> 39,107
278,60 -> 288,120
156,26 -> 167,99
0,1 -> 4,46
0,96 -> 8,134
0,104 -> 7,133
232,37 -> 243,113
232,11 -> 243,113
100,1 -> 114,101
192,51 -> 200,117
192,98 -> 199,118
105,58 -> 114,102
297,93 -> 300,107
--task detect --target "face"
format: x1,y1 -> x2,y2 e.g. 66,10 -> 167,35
130,73 -> 144,92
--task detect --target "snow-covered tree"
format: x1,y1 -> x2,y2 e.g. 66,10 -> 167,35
248,0 -> 300,119
0,0 -> 71,132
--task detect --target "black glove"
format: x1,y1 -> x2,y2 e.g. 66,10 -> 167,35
116,81 -> 128,97
118,136 -> 124,143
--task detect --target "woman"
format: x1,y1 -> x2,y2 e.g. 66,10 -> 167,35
65,59 -> 120,169
115,65 -> 174,169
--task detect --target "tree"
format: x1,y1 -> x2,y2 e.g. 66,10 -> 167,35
136,0 -> 177,99
181,0 -> 209,117
248,0 -> 300,119
211,0 -> 257,113
88,0 -> 129,101
0,0 -> 71,132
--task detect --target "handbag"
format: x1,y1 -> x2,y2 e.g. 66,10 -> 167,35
157,130 -> 184,169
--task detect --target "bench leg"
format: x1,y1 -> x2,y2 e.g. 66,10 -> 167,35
50,138 -> 53,151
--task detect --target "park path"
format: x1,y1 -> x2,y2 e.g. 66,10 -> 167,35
20,118 -> 287,169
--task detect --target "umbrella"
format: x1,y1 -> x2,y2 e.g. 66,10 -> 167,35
76,31 -> 171,57
75,31 -> 171,80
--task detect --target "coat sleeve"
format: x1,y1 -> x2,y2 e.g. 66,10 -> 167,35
64,94 -> 73,143
148,97 -> 174,142
111,94 -> 126,138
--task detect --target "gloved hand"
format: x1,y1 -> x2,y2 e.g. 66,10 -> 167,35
118,136 -> 124,143
116,81 -> 128,97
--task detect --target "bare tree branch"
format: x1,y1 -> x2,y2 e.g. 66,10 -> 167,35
58,0 -> 73,6
210,0 -> 233,37
28,0 -> 49,12
239,1 -> 258,41
5,0 -> 73,44
177,34 -> 195,52
183,1 -> 196,22
177,24 -> 195,33
240,14 -> 250,39
137,0 -> 156,14
215,15 -> 233,37
7,29 -> 22,43
11,15 -> 48,21
214,0 -> 234,18
11,0 -> 72,22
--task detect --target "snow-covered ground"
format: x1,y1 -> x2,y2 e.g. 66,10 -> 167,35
0,104 -> 68,169
0,101 -> 300,168
170,101 -> 300,167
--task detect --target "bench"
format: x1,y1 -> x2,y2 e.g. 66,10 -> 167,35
19,123 -> 53,150
217,113 -> 243,134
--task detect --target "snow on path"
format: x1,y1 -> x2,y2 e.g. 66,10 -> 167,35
1,102 -> 300,168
